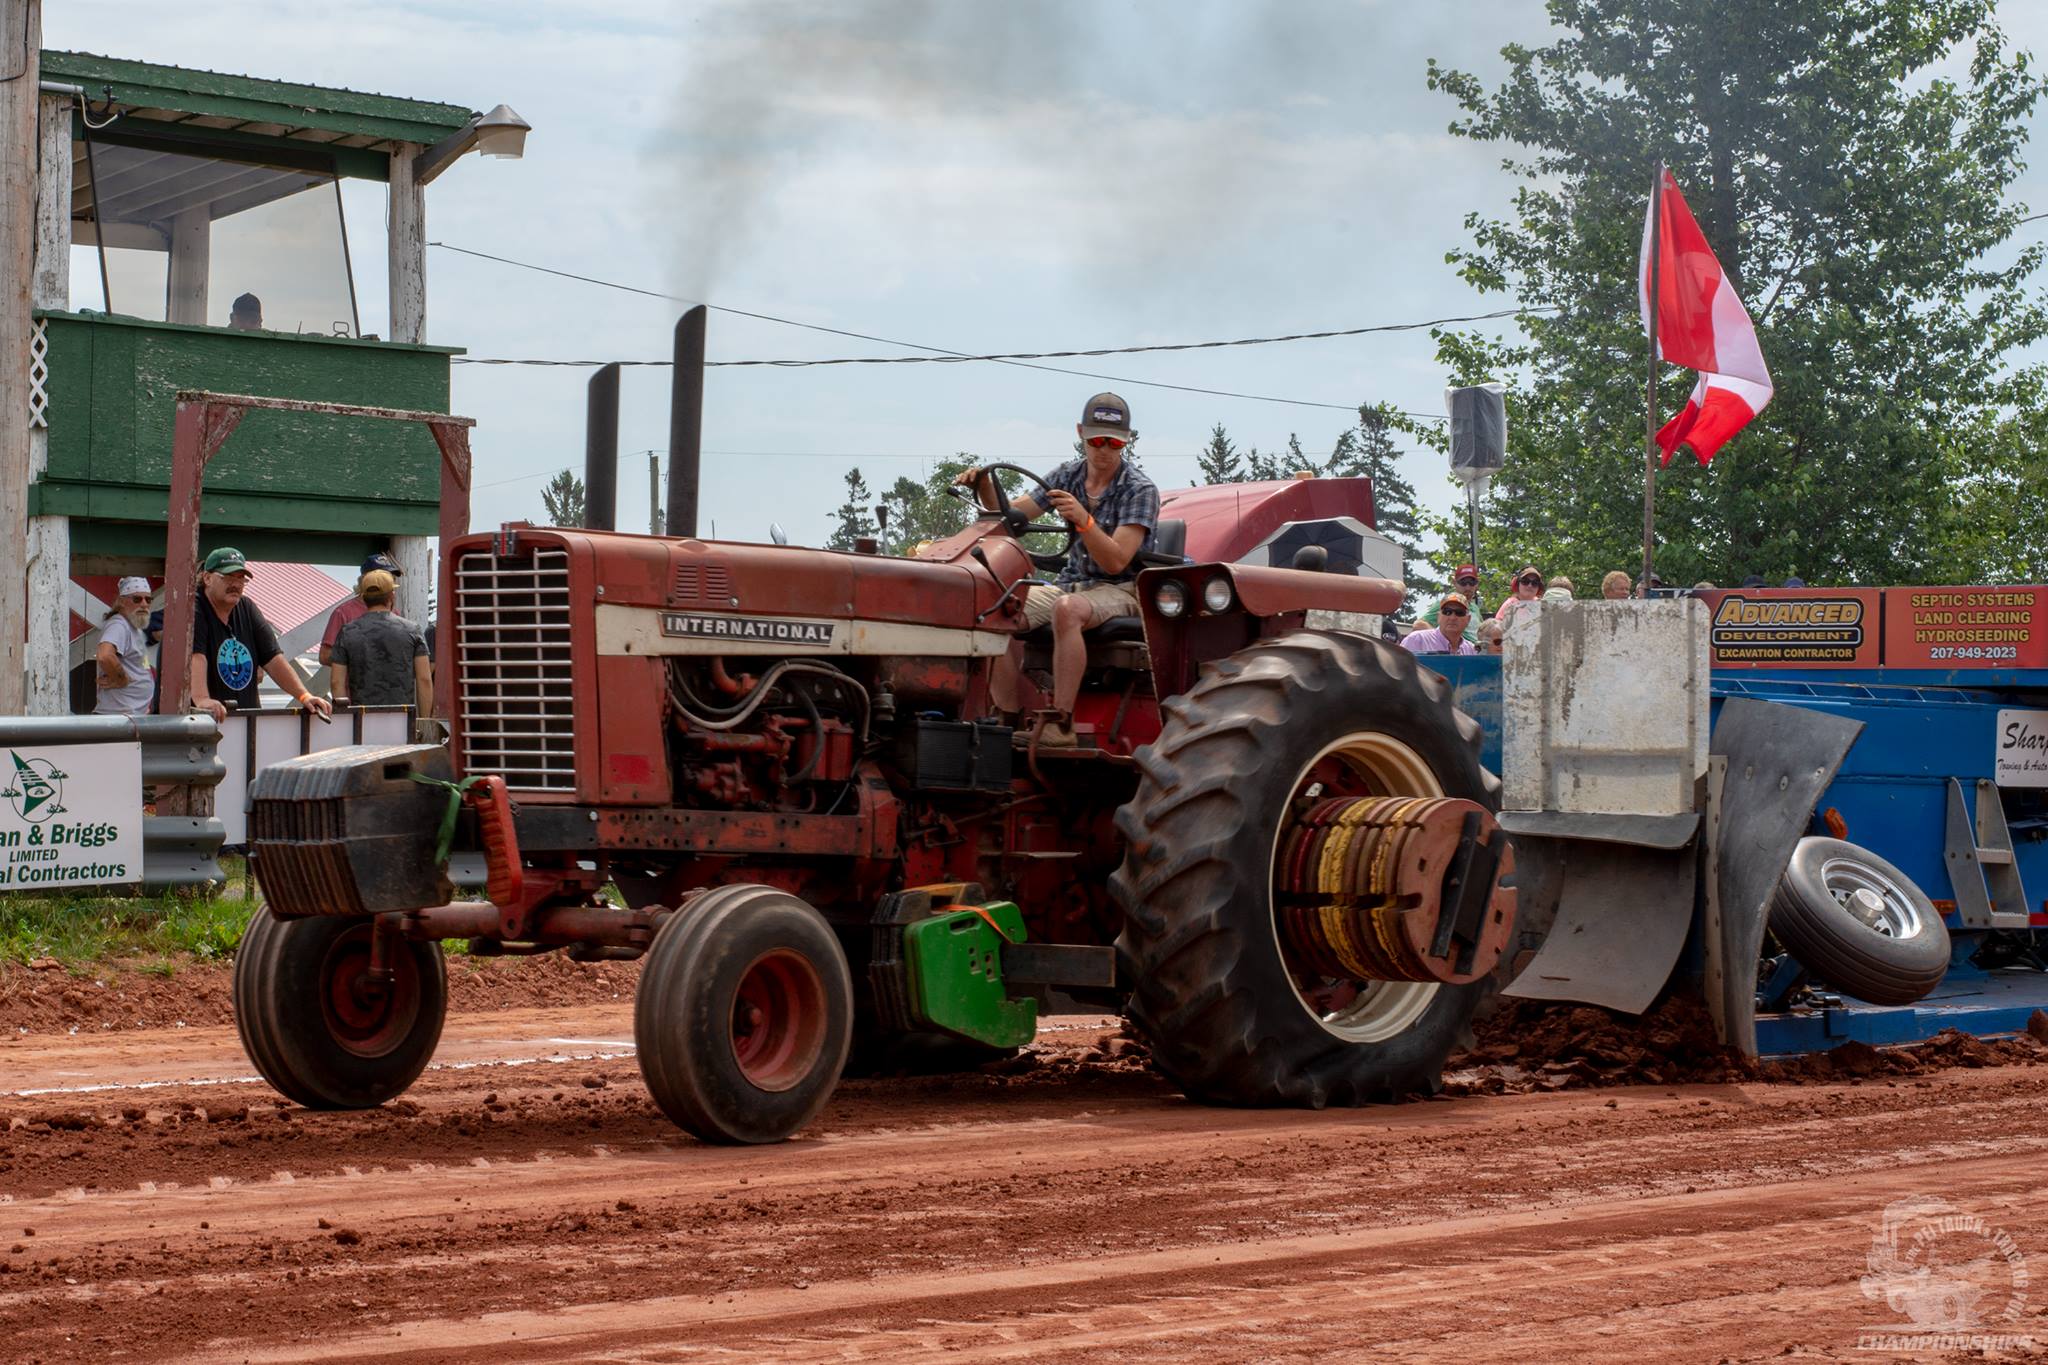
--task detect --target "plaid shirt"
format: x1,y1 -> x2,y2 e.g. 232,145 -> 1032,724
1041,458 -> 1159,587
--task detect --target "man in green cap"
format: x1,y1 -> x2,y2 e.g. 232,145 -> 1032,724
188,547 -> 332,723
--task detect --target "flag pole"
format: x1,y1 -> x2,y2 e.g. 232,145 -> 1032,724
1641,159 -> 1664,595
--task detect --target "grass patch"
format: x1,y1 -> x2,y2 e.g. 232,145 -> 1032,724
0,881 -> 257,969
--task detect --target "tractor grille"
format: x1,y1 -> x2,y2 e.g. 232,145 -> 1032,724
456,548 -> 576,791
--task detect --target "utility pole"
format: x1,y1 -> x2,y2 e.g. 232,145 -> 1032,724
649,451 -> 663,535
0,1 -> 43,715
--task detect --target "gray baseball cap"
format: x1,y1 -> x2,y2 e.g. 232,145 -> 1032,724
1079,392 -> 1133,442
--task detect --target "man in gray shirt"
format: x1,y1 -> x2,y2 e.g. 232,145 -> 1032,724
94,576 -> 156,716
329,570 -> 432,715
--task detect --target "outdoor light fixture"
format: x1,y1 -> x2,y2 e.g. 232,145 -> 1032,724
414,103 -> 532,185
473,105 -> 531,158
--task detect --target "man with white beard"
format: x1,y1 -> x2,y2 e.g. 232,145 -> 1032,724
94,577 -> 156,716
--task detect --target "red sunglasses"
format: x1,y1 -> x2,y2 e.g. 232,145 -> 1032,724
1086,435 -> 1127,450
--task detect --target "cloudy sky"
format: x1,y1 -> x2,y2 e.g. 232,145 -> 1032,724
46,1 -> 2048,554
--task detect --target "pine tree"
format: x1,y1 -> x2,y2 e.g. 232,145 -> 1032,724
825,468 -> 879,550
1335,405 -> 1423,557
1284,433 -> 1313,476
1195,423 -> 1243,484
539,470 -> 585,528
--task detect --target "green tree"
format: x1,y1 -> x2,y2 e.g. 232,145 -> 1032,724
1332,403 -> 1436,608
877,456 -> 977,555
539,470 -> 585,528
1195,423 -> 1243,484
1426,0 -> 2048,589
825,468 -> 879,550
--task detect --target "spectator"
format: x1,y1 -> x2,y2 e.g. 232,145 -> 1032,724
1478,619 -> 1505,655
1420,564 -> 1487,643
1781,576 -> 1807,589
329,570 -> 432,718
1600,570 -> 1631,600
1636,573 -> 1665,598
189,547 -> 332,723
1694,581 -> 1718,591
1544,575 -> 1575,603
321,552 -> 405,669
1495,565 -> 1544,628
1450,562 -> 1484,614
93,577 -> 155,716
1401,594 -> 1478,656
1739,574 -> 1767,589
228,293 -> 263,331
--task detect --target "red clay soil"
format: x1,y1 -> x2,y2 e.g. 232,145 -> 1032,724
1447,995 -> 2048,1094
0,955 -> 640,1035
3,996 -> 2048,1362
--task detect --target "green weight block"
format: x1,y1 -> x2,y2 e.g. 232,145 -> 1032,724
902,902 -> 1037,1049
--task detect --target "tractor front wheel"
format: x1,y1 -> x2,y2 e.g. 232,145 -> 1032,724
635,885 -> 854,1144
1113,630 -> 1503,1106
232,906 -> 448,1110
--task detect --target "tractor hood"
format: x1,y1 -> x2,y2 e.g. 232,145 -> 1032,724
450,525 -> 1009,658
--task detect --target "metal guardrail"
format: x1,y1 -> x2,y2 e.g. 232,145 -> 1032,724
0,714 -> 226,889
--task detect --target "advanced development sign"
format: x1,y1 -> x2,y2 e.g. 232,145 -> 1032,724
0,743 -> 144,889
1699,589 -> 1883,668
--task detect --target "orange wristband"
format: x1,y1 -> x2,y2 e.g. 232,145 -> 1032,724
1078,514 -> 1096,535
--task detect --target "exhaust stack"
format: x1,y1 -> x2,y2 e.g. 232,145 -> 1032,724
584,362 -> 620,531
666,305 -> 707,538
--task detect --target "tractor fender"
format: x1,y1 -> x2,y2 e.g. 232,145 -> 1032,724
1135,562 -> 1404,699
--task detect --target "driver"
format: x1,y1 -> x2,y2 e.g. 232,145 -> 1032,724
954,392 -> 1159,747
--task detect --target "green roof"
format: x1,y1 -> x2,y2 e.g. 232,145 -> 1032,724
43,51 -> 478,150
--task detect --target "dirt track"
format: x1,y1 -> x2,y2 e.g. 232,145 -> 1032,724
5,999 -> 2048,1363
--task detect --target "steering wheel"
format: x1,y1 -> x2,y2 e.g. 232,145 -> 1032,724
948,462 -> 1078,570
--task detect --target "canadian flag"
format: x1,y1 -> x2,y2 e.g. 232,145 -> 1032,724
1638,168 -> 1772,465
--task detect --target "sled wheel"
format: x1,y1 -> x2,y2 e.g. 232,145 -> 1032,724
232,905 -> 447,1110
1113,630 -> 1500,1106
635,885 -> 853,1144
1770,837 -> 1949,1006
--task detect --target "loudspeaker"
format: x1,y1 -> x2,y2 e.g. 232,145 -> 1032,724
1446,384 -> 1507,480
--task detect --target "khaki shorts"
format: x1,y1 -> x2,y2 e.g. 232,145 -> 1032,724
1021,581 -> 1141,630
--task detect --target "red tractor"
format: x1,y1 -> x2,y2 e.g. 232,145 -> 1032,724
239,469 -> 1516,1143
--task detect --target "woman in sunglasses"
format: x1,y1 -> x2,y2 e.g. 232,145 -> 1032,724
1400,593 -> 1478,656
1494,564 -> 1546,629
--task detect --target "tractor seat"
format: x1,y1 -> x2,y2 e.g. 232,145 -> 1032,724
1020,519 -> 1185,646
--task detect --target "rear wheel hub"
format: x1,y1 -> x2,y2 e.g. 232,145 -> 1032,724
1276,795 -> 1515,987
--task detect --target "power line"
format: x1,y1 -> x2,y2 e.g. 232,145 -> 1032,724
429,240 -> 1533,412
451,314 -> 1537,368
472,435 -> 1453,492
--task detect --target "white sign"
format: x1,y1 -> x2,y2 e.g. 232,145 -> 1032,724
1995,709 -> 2048,788
0,742 -> 145,890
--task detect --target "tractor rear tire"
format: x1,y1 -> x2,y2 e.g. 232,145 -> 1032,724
636,885 -> 854,1144
232,906 -> 447,1110
1112,630 -> 1499,1107
1769,837 -> 1950,1006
